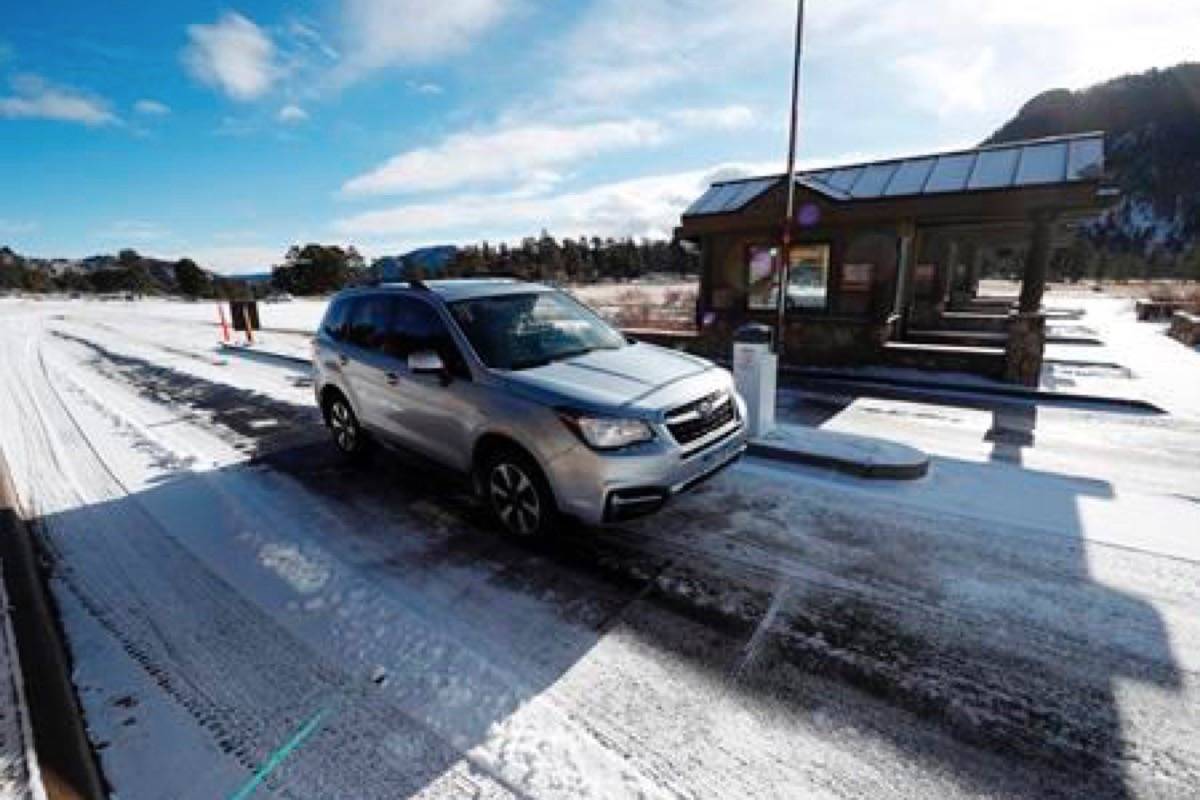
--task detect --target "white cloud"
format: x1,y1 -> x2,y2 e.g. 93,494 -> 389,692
551,0 -> 1200,130
0,74 -> 118,127
134,99 -> 171,116
182,12 -> 280,101
334,162 -> 782,243
277,104 -> 309,123
341,119 -> 666,196
552,0 -> 795,105
406,80 -> 444,95
817,0 -> 1200,122
330,0 -> 512,86
668,105 -> 756,131
176,245 -> 284,275
287,19 -> 339,61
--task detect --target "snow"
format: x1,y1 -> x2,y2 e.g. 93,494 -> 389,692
0,294 -> 1198,798
1046,295 -> 1200,417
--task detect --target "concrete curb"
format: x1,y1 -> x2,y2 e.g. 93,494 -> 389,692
0,455 -> 107,799
778,367 -> 1164,414
746,440 -> 929,480
745,424 -> 930,481
218,343 -> 312,369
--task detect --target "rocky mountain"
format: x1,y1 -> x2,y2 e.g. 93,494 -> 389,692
369,245 -> 458,281
986,62 -> 1200,254
0,246 -> 224,295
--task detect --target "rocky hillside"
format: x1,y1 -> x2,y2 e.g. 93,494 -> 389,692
0,246 -> 225,296
986,62 -> 1200,254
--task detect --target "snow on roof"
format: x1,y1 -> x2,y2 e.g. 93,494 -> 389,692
683,132 -> 1106,216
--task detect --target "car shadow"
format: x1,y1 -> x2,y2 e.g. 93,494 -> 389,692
33,332 -> 1189,799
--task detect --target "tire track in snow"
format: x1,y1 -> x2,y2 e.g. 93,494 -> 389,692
29,325 -> 689,800
17,329 -> 534,799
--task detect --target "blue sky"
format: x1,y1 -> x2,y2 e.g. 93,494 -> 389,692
2,0 -> 1197,273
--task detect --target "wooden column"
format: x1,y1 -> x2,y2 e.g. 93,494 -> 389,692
937,239 -> 958,310
950,242 -> 978,308
1019,210 -> 1057,313
967,245 -> 983,297
892,222 -> 916,338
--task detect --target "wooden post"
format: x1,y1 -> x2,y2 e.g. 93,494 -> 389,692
1019,210 -> 1057,313
242,305 -> 255,345
893,222 -> 916,338
938,240 -> 958,311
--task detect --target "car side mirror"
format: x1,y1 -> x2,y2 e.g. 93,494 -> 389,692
408,349 -> 446,376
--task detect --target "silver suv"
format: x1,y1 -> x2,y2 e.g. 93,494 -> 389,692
312,279 -> 747,537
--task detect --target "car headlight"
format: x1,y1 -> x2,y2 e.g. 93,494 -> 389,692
561,413 -> 654,450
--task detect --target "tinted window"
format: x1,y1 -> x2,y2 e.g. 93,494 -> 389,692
384,297 -> 466,374
321,297 -> 352,341
346,295 -> 392,351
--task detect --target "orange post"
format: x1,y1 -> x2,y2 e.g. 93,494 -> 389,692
217,304 -> 231,343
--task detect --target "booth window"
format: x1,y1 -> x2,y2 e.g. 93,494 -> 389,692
746,245 -> 780,310
787,244 -> 830,310
746,243 -> 831,311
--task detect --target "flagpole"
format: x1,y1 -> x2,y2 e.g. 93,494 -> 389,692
776,0 -> 806,358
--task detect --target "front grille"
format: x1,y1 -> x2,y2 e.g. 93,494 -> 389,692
666,391 -> 737,446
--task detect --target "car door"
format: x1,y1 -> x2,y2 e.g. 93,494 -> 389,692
380,295 -> 479,471
314,295 -> 354,388
340,294 -> 400,438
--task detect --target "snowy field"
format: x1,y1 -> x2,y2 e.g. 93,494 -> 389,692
0,293 -> 1198,798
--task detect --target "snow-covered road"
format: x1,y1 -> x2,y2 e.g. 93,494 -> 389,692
0,296 -> 1198,799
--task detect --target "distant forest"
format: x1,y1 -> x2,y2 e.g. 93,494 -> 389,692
0,233 -> 699,299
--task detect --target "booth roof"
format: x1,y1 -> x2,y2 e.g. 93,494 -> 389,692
683,131 -> 1106,217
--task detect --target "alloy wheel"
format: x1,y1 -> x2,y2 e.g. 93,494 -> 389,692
329,400 -> 357,453
488,462 -> 541,536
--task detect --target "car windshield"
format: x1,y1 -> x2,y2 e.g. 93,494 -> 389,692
449,291 -> 626,370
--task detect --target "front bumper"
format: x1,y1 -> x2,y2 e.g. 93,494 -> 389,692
548,417 -> 748,526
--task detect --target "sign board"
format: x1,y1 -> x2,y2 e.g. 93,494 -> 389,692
229,300 -> 260,332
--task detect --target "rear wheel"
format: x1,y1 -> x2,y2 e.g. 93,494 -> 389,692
327,395 -> 367,459
481,449 -> 556,538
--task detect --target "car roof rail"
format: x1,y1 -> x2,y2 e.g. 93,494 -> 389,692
453,272 -> 522,281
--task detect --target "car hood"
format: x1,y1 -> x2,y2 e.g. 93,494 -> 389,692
497,342 -> 723,416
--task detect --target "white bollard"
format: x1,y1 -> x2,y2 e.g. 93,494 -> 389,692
732,324 -> 776,438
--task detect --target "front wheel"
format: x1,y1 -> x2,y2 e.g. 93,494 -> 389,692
327,395 -> 367,459
482,449 -> 557,538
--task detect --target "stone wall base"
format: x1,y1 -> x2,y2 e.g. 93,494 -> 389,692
1168,311 -> 1200,347
1004,311 -> 1046,386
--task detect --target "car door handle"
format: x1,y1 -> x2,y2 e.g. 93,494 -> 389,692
385,371 -> 400,385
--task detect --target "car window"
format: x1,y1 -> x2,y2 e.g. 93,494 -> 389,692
449,291 -> 625,370
385,296 -> 467,374
320,297 -> 352,341
345,294 -> 391,351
